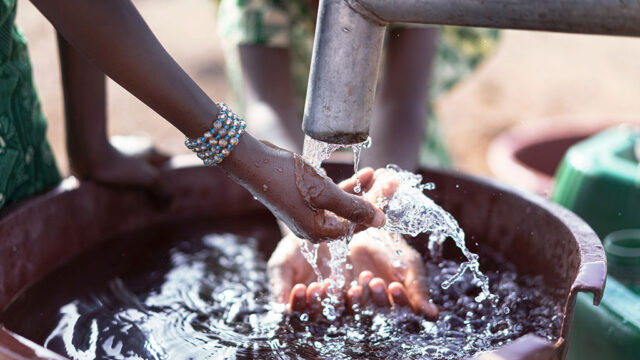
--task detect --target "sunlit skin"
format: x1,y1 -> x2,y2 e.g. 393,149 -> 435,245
268,168 -> 439,320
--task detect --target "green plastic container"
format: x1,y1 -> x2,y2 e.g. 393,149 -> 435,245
569,277 -> 640,359
604,229 -> 640,293
551,125 -> 640,360
552,125 -> 640,239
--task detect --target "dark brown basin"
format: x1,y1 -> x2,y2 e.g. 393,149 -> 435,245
0,156 -> 605,360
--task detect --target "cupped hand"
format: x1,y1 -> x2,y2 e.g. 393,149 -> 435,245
269,229 -> 437,320
219,134 -> 386,243
345,229 -> 438,318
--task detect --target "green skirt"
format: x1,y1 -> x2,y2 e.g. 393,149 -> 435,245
0,0 -> 61,210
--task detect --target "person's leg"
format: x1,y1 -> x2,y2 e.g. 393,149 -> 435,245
361,26 -> 439,171
238,45 -> 303,152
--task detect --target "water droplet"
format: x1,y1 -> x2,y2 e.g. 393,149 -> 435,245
299,313 -> 309,322
262,185 -> 269,192
422,182 -> 436,191
275,167 -> 284,173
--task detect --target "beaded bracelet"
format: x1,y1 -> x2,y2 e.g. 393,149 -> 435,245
184,103 -> 246,166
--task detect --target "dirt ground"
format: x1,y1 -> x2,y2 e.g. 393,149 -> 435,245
16,0 -> 640,177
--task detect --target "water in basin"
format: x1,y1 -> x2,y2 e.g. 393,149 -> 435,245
0,216 -> 563,360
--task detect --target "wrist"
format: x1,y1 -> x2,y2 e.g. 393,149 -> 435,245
218,133 -> 262,177
67,140 -> 117,176
182,102 -> 221,139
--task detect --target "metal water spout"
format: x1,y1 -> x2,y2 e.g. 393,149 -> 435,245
303,0 -> 640,145
302,0 -> 386,144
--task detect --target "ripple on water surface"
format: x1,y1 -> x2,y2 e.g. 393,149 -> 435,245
0,220 -> 563,360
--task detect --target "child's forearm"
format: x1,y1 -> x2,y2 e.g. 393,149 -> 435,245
32,0 -> 216,138
58,33 -> 110,174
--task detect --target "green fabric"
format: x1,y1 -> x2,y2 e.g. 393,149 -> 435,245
0,0 -> 61,210
215,0 -> 499,168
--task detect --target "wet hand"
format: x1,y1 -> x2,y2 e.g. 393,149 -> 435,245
268,230 -> 438,320
345,229 -> 438,318
337,167 -> 400,232
219,135 -> 386,242
267,167 -> 401,303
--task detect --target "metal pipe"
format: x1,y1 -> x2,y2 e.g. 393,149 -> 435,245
303,0 -> 640,145
302,0 -> 386,144
353,0 -> 640,36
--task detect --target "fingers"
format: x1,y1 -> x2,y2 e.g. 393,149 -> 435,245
389,282 -> 411,308
311,210 -> 355,241
338,167 -> 375,194
313,186 -> 385,228
346,286 -> 363,313
288,284 -> 307,312
364,169 -> 400,204
404,268 -> 439,319
358,271 -> 374,304
288,280 -> 337,319
307,282 -> 324,315
412,296 -> 438,319
356,271 -> 425,314
358,271 -> 391,309
369,278 -> 391,308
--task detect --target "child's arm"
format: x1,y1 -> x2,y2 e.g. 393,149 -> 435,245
33,0 -> 214,138
59,33 -> 169,197
32,0 -> 384,241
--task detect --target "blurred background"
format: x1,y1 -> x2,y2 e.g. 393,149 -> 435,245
17,0 -> 640,177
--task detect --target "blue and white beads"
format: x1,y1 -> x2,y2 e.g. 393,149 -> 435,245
185,103 -> 246,166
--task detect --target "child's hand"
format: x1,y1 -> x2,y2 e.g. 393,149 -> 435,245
219,135 -> 386,242
344,229 -> 438,318
69,136 -> 170,203
267,229 -> 438,320
337,167 -> 400,232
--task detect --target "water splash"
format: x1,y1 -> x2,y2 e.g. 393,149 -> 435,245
299,239 -> 322,282
382,165 -> 496,303
300,136 -> 496,319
